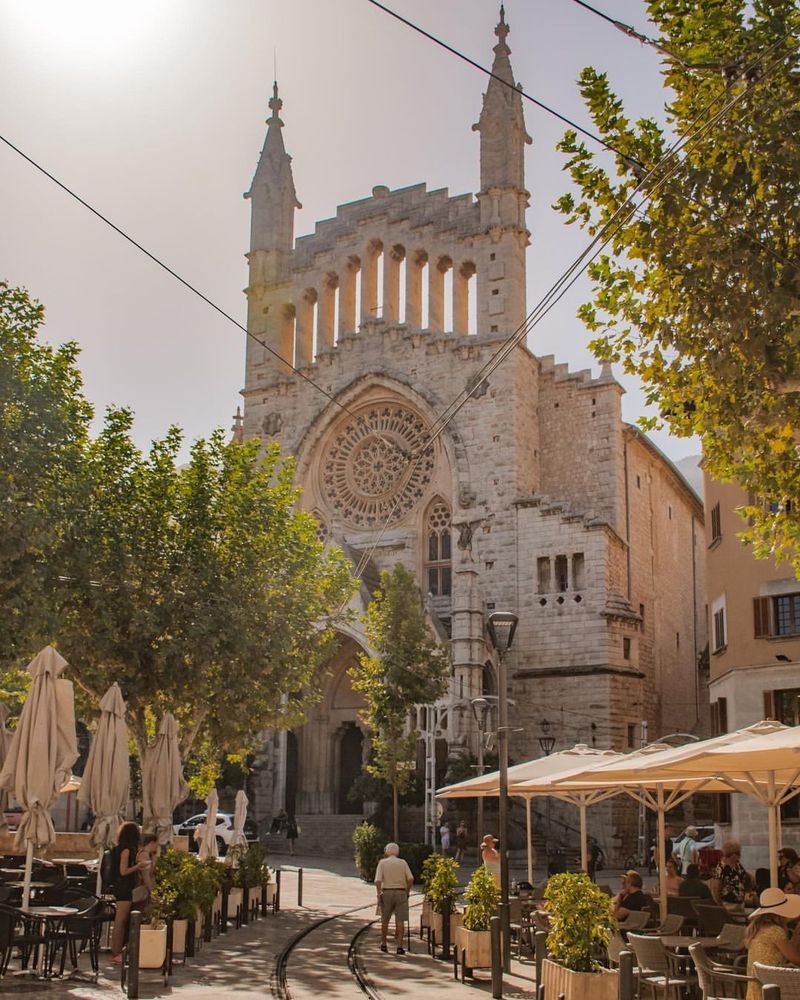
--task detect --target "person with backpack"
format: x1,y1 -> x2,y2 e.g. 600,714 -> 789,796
110,822 -> 149,963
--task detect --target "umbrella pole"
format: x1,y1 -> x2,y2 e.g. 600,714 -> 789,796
579,797 -> 588,873
22,840 -> 34,909
526,797 -> 533,884
768,772 -> 779,887
96,847 -> 104,897
656,785 -> 667,923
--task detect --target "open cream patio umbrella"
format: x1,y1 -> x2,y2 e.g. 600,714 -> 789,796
142,712 -> 189,846
228,789 -> 249,849
437,744 -> 619,882
647,723 -> 800,885
0,703 -> 12,831
554,720 -> 788,916
0,646 -> 78,908
197,788 -> 220,861
78,683 -> 130,893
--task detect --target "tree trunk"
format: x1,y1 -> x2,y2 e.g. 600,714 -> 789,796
393,782 -> 399,842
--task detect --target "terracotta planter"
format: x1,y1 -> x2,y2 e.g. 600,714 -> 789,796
266,883 -> 276,905
454,925 -> 492,970
171,918 -> 189,960
541,958 -> 618,1000
138,925 -> 168,969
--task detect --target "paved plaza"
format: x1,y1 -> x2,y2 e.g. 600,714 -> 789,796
1,854 -> 584,1000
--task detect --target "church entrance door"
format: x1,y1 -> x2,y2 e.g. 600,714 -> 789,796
338,723 -> 363,814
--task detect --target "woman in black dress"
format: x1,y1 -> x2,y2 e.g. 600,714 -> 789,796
111,822 -> 148,962
286,814 -> 299,856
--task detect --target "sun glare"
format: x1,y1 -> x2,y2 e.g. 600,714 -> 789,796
3,1 -> 170,66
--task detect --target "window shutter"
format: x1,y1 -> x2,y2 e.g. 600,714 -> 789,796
753,596 -> 771,638
764,689 -> 775,720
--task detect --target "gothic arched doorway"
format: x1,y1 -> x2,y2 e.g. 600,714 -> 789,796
285,731 -> 298,815
337,723 -> 364,814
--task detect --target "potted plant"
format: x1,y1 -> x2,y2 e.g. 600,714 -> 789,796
454,864 -> 500,974
236,843 -> 266,920
427,855 -> 461,948
138,884 -> 174,971
225,843 -> 246,927
420,854 -> 439,935
154,849 -> 205,959
541,872 -> 617,1000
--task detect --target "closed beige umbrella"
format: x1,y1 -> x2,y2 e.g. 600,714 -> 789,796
0,646 -> 78,907
0,703 -> 12,831
78,683 -> 130,892
142,713 -> 188,846
197,788 -> 220,860
229,789 -> 249,849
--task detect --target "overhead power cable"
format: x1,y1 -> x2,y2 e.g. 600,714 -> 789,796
568,0 -> 767,74
348,26 -> 797,586
364,0 -> 629,161
0,134 -> 384,439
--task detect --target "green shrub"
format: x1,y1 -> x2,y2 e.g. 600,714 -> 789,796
398,842 -> 433,883
235,843 -> 267,888
426,855 -> 459,913
543,872 -> 614,973
155,849 -> 216,920
462,864 -> 500,931
353,822 -> 385,882
420,853 -> 440,897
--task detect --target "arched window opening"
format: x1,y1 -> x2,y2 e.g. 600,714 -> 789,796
319,272 -> 338,352
397,249 -> 407,324
425,499 -> 452,597
419,253 -> 430,328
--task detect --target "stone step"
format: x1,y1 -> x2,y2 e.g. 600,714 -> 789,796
266,813 -> 364,856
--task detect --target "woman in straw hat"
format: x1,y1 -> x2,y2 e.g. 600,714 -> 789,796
481,834 -> 501,885
744,887 -> 800,1000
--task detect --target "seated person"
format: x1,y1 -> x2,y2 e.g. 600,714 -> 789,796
613,870 -> 650,920
664,857 -> 684,896
711,840 -> 755,908
778,848 -> 800,893
679,863 -> 712,899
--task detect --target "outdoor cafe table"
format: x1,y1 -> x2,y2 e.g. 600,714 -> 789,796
661,935 -> 745,952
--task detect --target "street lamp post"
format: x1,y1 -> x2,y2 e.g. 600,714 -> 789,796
486,610 -> 518,975
470,697 -> 489,850
538,719 -> 556,874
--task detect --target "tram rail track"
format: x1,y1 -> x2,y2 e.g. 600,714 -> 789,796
272,894 -> 423,1000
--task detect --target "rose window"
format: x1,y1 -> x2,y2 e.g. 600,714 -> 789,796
321,405 -> 435,528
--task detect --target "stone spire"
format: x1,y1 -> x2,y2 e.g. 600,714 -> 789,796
245,81 -> 301,265
472,6 -> 531,192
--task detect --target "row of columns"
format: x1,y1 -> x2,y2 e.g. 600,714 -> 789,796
287,241 -> 478,366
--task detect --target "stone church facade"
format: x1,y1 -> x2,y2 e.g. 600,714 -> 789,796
239,11 -> 707,857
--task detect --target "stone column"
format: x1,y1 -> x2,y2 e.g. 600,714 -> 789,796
360,239 -> 382,323
339,256 -> 359,337
383,244 -> 404,323
295,288 -> 316,366
317,273 -> 337,352
405,251 -> 426,328
453,261 -> 475,335
428,255 -> 450,332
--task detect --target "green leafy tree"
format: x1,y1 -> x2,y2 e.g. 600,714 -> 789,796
351,564 -> 450,842
56,409 -> 355,762
555,1 -> 800,568
0,281 -> 92,664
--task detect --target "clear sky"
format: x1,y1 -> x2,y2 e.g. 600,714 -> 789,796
0,0 -> 699,464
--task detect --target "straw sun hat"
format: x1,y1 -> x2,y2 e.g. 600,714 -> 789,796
749,887 -> 800,921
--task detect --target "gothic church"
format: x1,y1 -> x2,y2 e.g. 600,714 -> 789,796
240,10 -> 707,857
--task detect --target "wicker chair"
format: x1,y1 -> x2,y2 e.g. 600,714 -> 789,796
619,909 -> 652,934
688,942 -> 752,1000
754,962 -> 800,1000
642,914 -> 684,936
627,932 -> 698,1000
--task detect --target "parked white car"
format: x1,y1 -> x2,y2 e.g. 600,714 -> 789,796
172,812 -> 259,854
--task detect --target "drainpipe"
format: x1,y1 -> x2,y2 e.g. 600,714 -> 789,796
623,435 -> 632,598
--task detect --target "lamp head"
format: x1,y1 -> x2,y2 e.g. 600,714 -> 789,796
487,611 -> 518,654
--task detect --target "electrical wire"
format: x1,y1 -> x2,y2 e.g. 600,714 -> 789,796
0,134 -> 385,439
364,0 -> 630,161
346,26 -> 797,584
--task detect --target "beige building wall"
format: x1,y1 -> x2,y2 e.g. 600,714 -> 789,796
705,474 -> 800,868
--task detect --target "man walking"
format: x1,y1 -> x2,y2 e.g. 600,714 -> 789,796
676,825 -> 700,874
374,842 -> 414,955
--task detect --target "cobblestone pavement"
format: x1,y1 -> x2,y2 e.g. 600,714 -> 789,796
1,856 -> 646,1000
